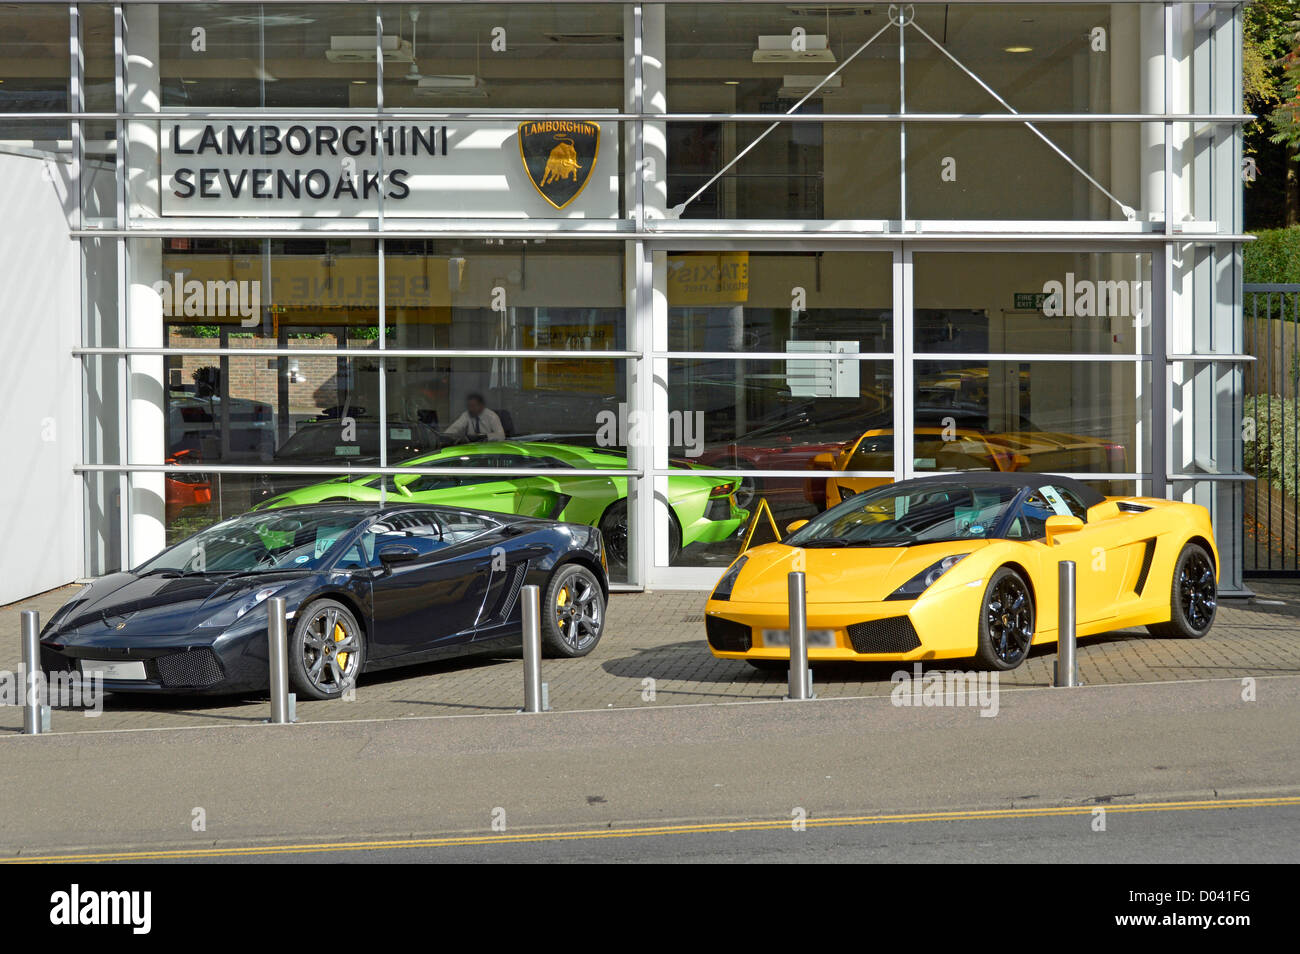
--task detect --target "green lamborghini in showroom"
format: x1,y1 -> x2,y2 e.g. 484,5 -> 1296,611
254,440 -> 749,570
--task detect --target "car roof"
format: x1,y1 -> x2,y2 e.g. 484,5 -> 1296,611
884,471 -> 1108,509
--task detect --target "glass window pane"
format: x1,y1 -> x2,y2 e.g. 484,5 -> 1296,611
667,251 -> 892,352
385,240 -> 627,350
913,251 -> 1153,355
156,3 -> 378,109
379,3 -> 624,109
903,3 -> 1147,115
668,120 -> 901,220
913,359 -> 1148,475
0,3 -> 68,139
155,238 -> 381,349
905,121 -> 1148,221
666,4 -> 900,112
385,355 -> 629,447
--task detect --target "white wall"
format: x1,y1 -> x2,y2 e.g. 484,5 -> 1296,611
0,149 -> 83,604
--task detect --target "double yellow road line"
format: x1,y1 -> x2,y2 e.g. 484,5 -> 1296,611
8,795 -> 1299,863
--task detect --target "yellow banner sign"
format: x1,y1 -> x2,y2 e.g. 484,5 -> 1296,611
666,252 -> 749,305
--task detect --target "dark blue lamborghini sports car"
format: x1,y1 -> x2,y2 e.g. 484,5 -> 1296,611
40,504 -> 608,699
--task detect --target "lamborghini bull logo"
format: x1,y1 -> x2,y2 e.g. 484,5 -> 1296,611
540,138 -> 580,186
519,120 -> 600,210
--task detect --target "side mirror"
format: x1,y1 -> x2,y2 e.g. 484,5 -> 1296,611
786,519 -> 809,534
378,544 -> 420,567
1044,514 -> 1084,545
809,452 -> 835,470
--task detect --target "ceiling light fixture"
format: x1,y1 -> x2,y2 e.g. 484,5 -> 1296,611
754,34 -> 836,63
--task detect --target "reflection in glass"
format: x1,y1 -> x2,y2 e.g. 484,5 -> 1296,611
667,251 -> 892,352
913,252 -> 1152,355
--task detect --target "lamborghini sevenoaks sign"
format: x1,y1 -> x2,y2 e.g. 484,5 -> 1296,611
160,113 -> 617,218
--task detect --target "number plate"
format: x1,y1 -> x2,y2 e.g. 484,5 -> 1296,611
762,629 -> 835,648
79,659 -> 147,681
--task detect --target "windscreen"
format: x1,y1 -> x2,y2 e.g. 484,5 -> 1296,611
785,483 -> 1022,547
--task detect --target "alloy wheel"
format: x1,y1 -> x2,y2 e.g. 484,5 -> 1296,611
300,605 -> 360,693
554,575 -> 603,653
986,574 -> 1033,666
1178,550 -> 1217,632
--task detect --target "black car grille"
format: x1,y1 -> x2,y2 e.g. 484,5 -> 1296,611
846,616 -> 921,654
705,616 -> 752,652
155,648 -> 224,688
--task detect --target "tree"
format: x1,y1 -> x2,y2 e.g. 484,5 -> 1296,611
1244,0 -> 1300,228
1267,19 -> 1300,151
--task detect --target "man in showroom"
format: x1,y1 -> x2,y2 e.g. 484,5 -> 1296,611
444,392 -> 507,443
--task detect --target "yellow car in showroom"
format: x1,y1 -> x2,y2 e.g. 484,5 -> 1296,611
706,473 -> 1218,671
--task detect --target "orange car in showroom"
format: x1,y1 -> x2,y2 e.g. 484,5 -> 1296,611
807,427 -> 1127,510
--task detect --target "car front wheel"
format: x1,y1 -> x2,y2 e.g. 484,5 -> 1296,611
288,598 -> 366,700
974,567 -> 1035,671
541,563 -> 606,658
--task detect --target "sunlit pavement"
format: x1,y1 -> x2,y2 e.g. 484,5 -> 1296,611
2,580 -> 1297,735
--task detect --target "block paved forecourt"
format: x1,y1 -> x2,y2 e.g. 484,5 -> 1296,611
1,580 -> 1297,735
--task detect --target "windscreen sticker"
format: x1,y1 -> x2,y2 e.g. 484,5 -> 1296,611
1039,485 -> 1075,517
954,507 -> 981,534
314,528 -> 346,559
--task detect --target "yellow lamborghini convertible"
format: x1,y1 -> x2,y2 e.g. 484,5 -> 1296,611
705,473 -> 1218,671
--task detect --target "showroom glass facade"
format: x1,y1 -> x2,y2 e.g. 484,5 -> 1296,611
1,1 -> 1248,590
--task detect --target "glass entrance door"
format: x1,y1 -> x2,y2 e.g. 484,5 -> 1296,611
644,244 -> 1156,590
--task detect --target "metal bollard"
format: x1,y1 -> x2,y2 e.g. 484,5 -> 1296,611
1054,560 -> 1079,687
267,597 -> 292,723
21,610 -> 44,735
786,571 -> 813,701
521,585 -> 545,713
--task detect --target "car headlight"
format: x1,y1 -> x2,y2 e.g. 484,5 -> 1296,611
196,584 -> 291,628
712,556 -> 748,602
886,554 -> 969,601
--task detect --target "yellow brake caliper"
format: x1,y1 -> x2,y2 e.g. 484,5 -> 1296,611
333,623 -> 348,669
556,586 -> 569,633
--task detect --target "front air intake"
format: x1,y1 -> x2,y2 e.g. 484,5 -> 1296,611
846,616 -> 921,654
155,648 -> 224,688
705,616 -> 752,652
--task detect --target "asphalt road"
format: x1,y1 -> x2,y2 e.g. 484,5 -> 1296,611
2,675 -> 1297,863
189,802 -> 1300,864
